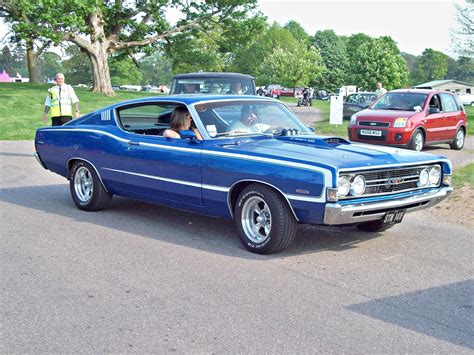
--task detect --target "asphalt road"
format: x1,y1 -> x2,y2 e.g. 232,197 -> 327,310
1,141 -> 473,353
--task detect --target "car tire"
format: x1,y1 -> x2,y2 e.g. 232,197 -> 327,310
70,160 -> 112,211
408,129 -> 424,152
235,184 -> 297,254
356,220 -> 394,232
450,128 -> 465,150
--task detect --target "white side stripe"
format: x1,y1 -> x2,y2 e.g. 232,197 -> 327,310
103,168 -> 229,192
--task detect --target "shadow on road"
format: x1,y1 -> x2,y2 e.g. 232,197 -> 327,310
0,183 -> 384,259
348,279 -> 474,349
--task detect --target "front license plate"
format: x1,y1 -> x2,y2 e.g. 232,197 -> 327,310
360,129 -> 382,137
383,209 -> 406,224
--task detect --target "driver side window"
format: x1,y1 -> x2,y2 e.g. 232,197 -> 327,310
428,95 -> 442,112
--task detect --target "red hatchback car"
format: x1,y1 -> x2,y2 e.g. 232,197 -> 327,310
347,89 -> 468,151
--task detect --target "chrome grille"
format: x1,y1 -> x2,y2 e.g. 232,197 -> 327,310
339,164 -> 441,199
359,121 -> 390,127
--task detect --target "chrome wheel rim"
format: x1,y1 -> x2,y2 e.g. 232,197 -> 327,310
415,132 -> 423,151
74,166 -> 93,203
456,130 -> 464,148
241,196 -> 272,243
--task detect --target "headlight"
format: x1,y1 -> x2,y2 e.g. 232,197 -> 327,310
349,114 -> 358,125
350,175 -> 366,196
338,176 -> 351,197
418,168 -> 429,186
394,117 -> 408,128
429,166 -> 441,185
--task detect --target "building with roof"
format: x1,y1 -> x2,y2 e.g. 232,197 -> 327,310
413,80 -> 472,94
0,70 -> 11,83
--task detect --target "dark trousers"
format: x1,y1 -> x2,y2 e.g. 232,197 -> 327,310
52,116 -> 72,126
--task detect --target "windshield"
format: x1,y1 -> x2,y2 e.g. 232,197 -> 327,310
371,92 -> 428,112
193,100 -> 311,138
172,77 -> 254,95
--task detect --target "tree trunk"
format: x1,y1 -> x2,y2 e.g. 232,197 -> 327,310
87,43 -> 115,96
25,40 -> 41,83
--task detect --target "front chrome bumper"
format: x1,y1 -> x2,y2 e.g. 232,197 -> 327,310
323,186 -> 453,225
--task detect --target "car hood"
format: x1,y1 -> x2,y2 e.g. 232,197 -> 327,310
210,135 -> 448,172
356,109 -> 417,119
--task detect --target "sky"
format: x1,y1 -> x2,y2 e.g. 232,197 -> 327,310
0,0 -> 459,57
257,0 -> 458,56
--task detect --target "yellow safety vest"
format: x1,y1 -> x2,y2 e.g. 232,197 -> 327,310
48,86 -> 73,117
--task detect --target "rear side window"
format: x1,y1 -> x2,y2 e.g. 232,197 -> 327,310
117,103 -> 180,135
440,93 -> 461,112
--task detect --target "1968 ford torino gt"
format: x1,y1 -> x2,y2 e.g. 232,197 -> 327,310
34,95 -> 453,254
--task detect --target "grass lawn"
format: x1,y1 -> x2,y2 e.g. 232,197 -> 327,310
0,83 -> 157,140
453,163 -> 474,188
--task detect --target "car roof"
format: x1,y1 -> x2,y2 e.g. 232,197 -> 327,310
389,89 -> 453,95
172,72 -> 254,79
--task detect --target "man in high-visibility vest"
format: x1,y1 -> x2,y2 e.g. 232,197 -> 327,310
42,73 -> 80,126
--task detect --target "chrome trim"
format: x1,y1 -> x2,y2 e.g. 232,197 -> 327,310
33,153 -> 48,170
33,153 -> 47,169
338,159 -> 451,173
323,187 -> 453,225
66,157 -> 109,193
226,179 -> 300,221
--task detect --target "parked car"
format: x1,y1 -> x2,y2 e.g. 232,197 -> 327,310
343,92 -> 377,119
34,95 -> 453,254
170,72 -> 256,95
457,93 -> 474,106
347,89 -> 468,151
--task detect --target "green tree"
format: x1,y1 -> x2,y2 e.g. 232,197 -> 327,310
412,48 -> 448,84
62,45 -> 93,85
259,43 -> 324,88
109,56 -> 143,86
138,52 -> 173,86
2,0 -> 259,95
38,51 -> 63,80
312,29 -> 348,91
0,44 -> 27,77
348,36 -> 409,90
0,2 -> 51,82
446,56 -> 474,83
231,22 -> 299,82
284,20 -> 310,44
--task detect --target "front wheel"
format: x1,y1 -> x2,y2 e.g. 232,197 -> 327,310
450,128 -> 465,150
234,184 -> 297,254
70,160 -> 112,211
409,129 -> 424,152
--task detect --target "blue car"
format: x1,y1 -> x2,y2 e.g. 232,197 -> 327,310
34,95 -> 453,254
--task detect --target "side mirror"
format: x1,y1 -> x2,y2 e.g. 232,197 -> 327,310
428,107 -> 440,114
179,130 -> 196,139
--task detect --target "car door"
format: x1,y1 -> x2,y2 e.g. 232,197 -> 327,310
440,93 -> 462,140
113,102 -> 203,206
423,94 -> 445,142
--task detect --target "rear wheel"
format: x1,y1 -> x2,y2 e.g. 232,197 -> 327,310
356,220 -> 394,232
409,129 -> 424,152
234,184 -> 297,254
450,128 -> 465,150
70,160 -> 112,211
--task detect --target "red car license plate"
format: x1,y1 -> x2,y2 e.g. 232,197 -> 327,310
383,209 -> 406,224
360,129 -> 382,137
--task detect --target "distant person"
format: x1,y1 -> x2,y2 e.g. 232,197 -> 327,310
42,73 -> 80,126
375,81 -> 387,98
229,105 -> 269,133
163,107 -> 203,140
181,83 -> 200,94
229,81 -> 244,95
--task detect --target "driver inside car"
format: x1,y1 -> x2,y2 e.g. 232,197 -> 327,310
229,105 -> 270,134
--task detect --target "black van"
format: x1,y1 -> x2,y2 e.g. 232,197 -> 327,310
170,72 -> 256,95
